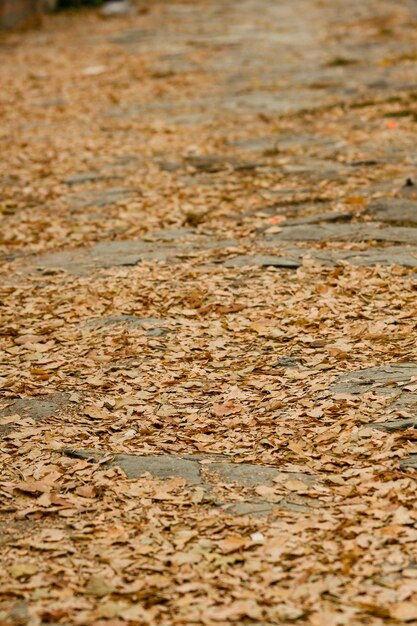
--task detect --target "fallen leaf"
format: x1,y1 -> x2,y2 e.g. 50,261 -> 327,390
8,563 -> 38,578
85,576 -> 114,597
213,401 -> 243,417
284,479 -> 310,492
390,603 -> 417,621
217,535 -> 249,554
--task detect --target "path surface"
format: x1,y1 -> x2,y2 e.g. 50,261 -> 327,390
1,1 -> 417,624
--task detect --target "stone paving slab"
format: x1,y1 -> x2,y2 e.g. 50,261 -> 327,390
65,188 -> 135,210
231,134 -> 342,154
63,172 -> 123,186
28,239 -> 417,275
225,246 -> 417,269
63,449 -> 316,516
143,228 -> 197,241
82,316 -> 170,337
400,455 -> 417,470
268,223 -> 417,245
0,393 -> 70,420
30,242 -> 152,275
278,158 -> 350,180
372,418 -> 417,433
330,364 -> 417,433
204,462 -> 316,488
328,364 -> 417,473
106,89 -> 334,125
23,223 -> 241,275
224,496 -> 315,516
23,217 -> 417,274
114,454 -> 203,485
82,315 -> 169,337
184,155 -> 260,173
28,239 -> 230,275
282,211 -> 353,227
4,0 -> 417,618
319,246 -> 417,268
222,502 -> 276,517
108,0 -> 417,127
330,364 -> 417,396
223,255 -> 300,269
0,393 -> 71,435
367,198 -> 417,225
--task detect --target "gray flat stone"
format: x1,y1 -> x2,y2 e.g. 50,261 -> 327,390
283,211 -> 353,226
231,135 -> 282,153
223,502 -> 275,517
331,364 -> 417,396
276,356 -> 301,368
400,455 -> 417,470
372,418 -> 417,432
1,393 -> 70,434
331,364 -> 417,430
204,462 -> 315,488
231,134 -> 339,154
63,449 -> 202,484
145,228 -> 196,241
220,90 -> 331,115
367,198 -> 417,225
224,496 -> 313,516
279,158 -> 348,179
279,496 -> 315,513
185,155 -> 233,172
157,160 -> 182,172
110,29 -> 154,45
106,89 -> 330,124
114,455 -> 202,484
205,462 -> 280,487
268,223 -> 417,244
0,392 -> 70,420
29,238 -> 238,275
251,200 -> 333,218
184,155 -> 259,172
31,241 -> 175,275
29,237 -> 417,275
252,246 -> 417,269
224,255 -> 300,269
66,188 -> 134,209
86,240 -> 175,266
6,601 -> 29,626
63,450 -> 316,513
63,172 -> 122,186
83,316 -> 169,333
163,112 -> 215,127
329,247 -> 417,268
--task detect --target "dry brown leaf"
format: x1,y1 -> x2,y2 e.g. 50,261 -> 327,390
8,563 -> 38,579
85,576 -> 115,598
217,535 -> 249,554
213,401 -> 243,417
390,602 -> 417,621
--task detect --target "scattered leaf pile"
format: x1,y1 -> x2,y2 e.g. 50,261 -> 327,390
1,0 -> 417,624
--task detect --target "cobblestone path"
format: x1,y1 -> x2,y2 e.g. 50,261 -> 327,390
1,1 -> 417,624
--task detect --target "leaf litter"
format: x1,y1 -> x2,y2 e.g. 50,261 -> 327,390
1,0 -> 417,624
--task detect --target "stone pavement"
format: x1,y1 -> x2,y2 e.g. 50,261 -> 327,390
1,0 -> 417,622
1,0 -> 417,504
